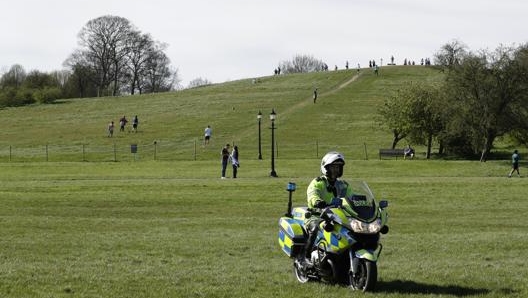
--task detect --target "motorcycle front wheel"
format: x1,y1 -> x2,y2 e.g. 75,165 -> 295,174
349,259 -> 377,292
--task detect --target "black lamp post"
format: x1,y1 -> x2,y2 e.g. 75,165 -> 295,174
257,111 -> 262,160
270,109 -> 278,177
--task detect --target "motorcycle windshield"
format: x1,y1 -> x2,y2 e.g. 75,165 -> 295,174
343,181 -> 378,222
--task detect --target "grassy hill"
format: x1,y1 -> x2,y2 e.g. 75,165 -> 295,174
0,66 -> 445,162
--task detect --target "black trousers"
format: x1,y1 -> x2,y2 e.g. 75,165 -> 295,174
232,164 -> 238,178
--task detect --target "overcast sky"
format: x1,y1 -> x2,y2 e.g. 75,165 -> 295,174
1,0 -> 527,87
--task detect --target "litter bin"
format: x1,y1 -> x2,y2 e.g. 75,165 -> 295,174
131,144 -> 138,154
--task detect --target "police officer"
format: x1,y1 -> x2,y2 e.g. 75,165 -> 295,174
300,151 -> 354,264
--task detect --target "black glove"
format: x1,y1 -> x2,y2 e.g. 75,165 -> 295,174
330,197 -> 342,207
314,200 -> 327,208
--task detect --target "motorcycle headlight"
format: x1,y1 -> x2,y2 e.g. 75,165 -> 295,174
350,218 -> 382,234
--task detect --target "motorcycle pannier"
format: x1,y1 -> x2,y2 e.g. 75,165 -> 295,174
278,217 -> 306,258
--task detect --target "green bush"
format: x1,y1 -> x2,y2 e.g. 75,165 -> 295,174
15,88 -> 36,105
0,86 -> 62,107
0,87 -> 31,107
34,87 -> 62,104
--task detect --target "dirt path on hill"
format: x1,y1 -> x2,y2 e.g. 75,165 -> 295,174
237,72 -> 361,140
280,72 -> 361,119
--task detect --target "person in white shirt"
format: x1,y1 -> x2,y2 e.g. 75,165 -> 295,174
204,125 -> 212,145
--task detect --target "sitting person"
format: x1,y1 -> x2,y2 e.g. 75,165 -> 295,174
404,145 -> 415,160
299,151 -> 353,266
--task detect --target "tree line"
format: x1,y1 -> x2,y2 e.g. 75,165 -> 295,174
0,15 -> 179,107
378,40 -> 528,161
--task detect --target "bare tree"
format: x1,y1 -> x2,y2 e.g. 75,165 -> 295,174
188,77 -> 212,88
49,70 -> 71,89
143,43 -> 174,92
77,15 -> 134,96
124,32 -> 154,95
279,54 -> 326,74
68,15 -> 178,97
0,64 -> 26,89
63,50 -> 98,98
434,39 -> 468,70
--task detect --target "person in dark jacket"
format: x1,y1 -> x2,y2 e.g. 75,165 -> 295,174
231,146 -> 239,178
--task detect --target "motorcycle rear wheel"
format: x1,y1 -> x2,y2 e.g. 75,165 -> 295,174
293,260 -> 310,283
349,259 -> 377,292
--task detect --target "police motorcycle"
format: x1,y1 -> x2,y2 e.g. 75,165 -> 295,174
278,181 -> 389,292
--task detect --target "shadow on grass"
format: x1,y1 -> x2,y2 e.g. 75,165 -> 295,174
375,279 -> 509,296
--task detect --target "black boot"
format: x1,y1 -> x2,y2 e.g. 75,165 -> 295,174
297,223 -> 319,268
304,227 -> 318,259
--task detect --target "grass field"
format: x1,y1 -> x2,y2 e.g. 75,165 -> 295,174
1,159 -> 527,298
1,66 -> 527,297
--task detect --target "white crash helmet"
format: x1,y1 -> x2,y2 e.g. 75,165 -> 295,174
320,151 -> 345,177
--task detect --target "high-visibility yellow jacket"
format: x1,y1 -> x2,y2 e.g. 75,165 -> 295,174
306,176 -> 353,208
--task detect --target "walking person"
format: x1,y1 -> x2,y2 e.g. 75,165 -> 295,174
107,121 -> 115,137
221,143 -> 230,179
508,149 -> 521,177
119,115 -> 128,132
231,146 -> 240,178
204,125 -> 212,145
132,115 -> 139,132
313,88 -> 318,104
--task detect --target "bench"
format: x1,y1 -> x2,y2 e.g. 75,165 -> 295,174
379,148 -> 405,159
